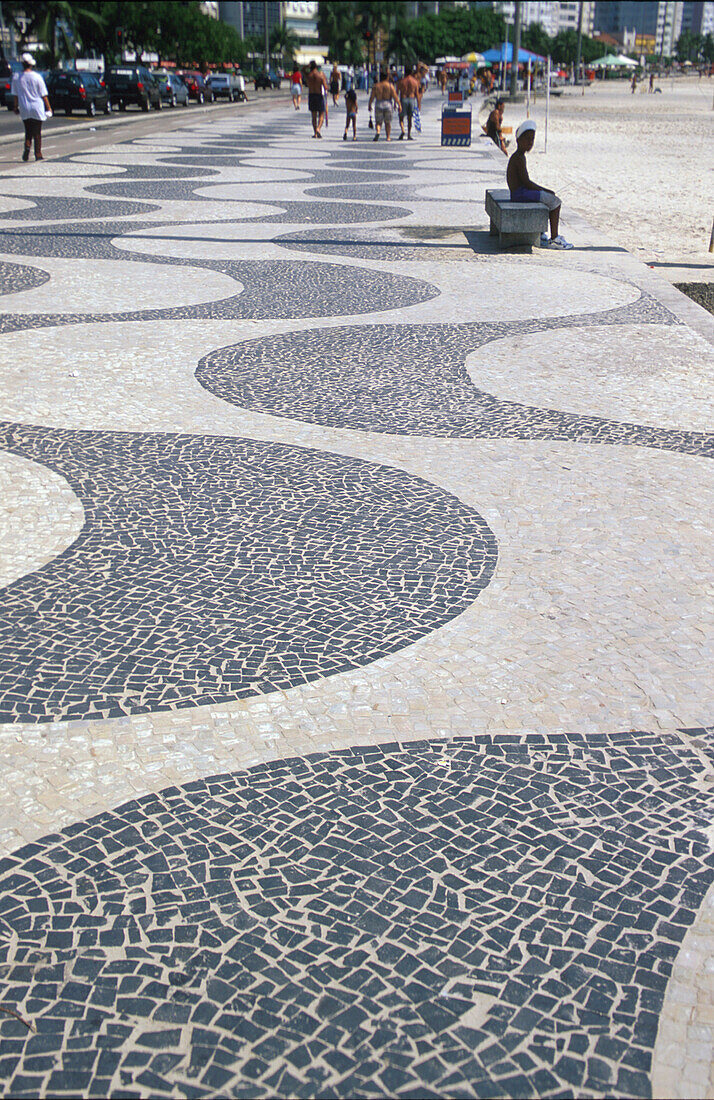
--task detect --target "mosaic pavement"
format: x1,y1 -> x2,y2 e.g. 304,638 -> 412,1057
0,96 -> 712,1099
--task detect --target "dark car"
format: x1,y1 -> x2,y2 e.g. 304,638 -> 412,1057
105,65 -> 162,111
1,59 -> 23,108
254,68 -> 281,90
154,70 -> 189,107
178,71 -> 214,104
46,70 -> 110,116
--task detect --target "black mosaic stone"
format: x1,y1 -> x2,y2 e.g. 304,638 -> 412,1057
304,183 -> 472,204
0,219 -> 183,261
196,313 -> 712,458
0,731 -> 712,1098
0,196 -> 160,223
0,259 -> 50,296
0,256 -> 437,332
65,162 -> 221,181
85,179 -> 412,225
0,423 -> 497,722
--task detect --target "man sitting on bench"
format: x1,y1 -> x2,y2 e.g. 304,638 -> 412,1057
506,120 -> 573,250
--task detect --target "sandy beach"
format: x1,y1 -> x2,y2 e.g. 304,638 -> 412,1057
481,76 -> 713,284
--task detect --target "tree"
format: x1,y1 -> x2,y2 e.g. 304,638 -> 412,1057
702,33 -> 714,63
406,5 -> 504,63
522,22 -> 553,57
388,19 -> 418,65
270,23 -> 299,65
9,0 -> 104,67
676,29 -> 703,62
318,1 -> 365,64
551,27 -> 601,65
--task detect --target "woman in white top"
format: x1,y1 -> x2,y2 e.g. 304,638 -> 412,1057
10,53 -> 51,162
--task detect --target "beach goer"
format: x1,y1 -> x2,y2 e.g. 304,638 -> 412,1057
485,98 -> 508,154
631,72 -> 637,94
438,68 -> 448,95
330,63 -> 340,105
507,120 -> 573,249
368,68 -> 401,141
306,60 -> 328,137
397,65 -> 421,140
291,66 -> 302,109
343,86 -> 358,141
10,53 -> 51,162
649,72 -> 655,92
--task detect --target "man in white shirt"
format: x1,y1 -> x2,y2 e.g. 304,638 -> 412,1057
10,53 -> 51,162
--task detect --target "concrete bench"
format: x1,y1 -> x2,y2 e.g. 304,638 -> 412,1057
485,188 -> 548,249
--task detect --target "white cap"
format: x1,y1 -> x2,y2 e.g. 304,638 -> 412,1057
21,52 -> 36,66
516,120 -> 536,140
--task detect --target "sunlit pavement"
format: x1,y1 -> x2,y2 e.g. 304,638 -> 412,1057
0,95 -> 712,1099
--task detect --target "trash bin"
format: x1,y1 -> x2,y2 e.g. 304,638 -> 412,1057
441,104 -> 472,146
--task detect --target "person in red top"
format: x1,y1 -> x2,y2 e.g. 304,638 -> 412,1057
291,67 -> 302,110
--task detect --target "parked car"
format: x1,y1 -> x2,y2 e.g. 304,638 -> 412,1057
177,71 -> 214,104
105,65 -> 162,112
154,70 -> 189,107
1,58 -> 23,108
205,72 -> 241,101
254,68 -> 281,90
46,70 -> 110,116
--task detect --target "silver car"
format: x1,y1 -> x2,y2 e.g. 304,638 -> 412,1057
205,73 -> 241,101
155,71 -> 190,107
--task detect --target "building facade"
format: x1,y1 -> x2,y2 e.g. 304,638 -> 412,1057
218,0 -> 318,41
283,1 -> 319,41
593,1 -> 683,54
475,2 -> 594,36
680,0 -> 714,34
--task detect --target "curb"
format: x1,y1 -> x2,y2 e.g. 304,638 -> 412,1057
0,91 -> 291,148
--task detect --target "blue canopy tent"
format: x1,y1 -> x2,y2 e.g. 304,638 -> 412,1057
482,45 -> 546,64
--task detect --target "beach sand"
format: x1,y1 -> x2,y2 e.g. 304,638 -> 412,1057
484,77 -> 713,285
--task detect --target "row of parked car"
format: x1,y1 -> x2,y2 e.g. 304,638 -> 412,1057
0,60 -> 252,116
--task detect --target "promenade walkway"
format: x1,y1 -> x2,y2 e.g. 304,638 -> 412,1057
0,94 -> 712,1099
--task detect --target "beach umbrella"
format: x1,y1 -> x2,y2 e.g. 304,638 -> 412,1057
482,44 -> 545,64
592,53 -> 621,68
615,53 -> 637,67
461,51 -> 486,65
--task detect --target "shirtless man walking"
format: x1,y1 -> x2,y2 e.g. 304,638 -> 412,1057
368,68 -> 401,142
397,65 -> 421,140
306,60 -> 328,138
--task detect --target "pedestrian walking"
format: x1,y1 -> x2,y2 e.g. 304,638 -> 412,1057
368,68 -> 401,142
306,60 -> 327,138
343,86 -> 358,141
291,66 -> 302,110
397,65 -> 421,140
10,53 -> 51,162
329,63 -> 341,105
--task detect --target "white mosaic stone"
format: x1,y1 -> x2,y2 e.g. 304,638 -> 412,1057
0,92 -> 711,1100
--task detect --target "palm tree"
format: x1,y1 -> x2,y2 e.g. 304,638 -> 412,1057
319,1 -> 364,64
270,23 -> 299,65
22,1 -> 105,69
